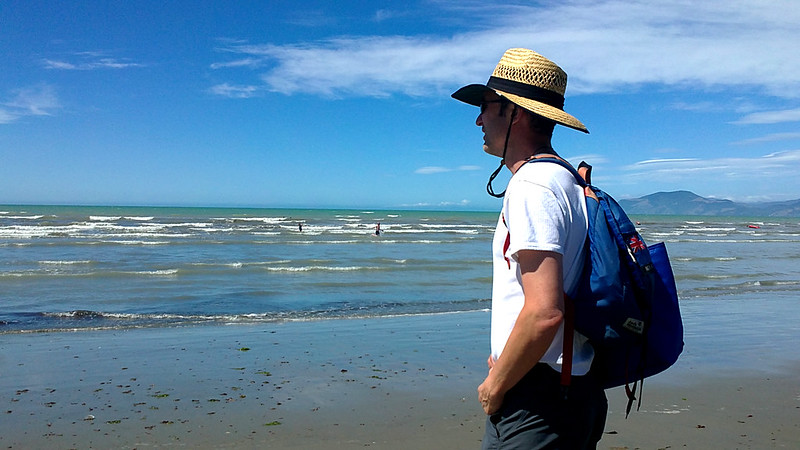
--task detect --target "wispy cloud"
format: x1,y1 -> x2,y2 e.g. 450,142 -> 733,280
401,199 -> 472,208
210,0 -> 800,99
732,108 -> 800,125
0,85 -> 60,124
42,52 -> 144,71
633,158 -> 700,165
0,109 -> 16,124
284,9 -> 339,28
374,8 -> 412,22
622,149 -> 800,185
210,58 -> 262,70
209,83 -> 261,99
415,165 -> 481,175
732,132 -> 800,145
211,37 -> 477,98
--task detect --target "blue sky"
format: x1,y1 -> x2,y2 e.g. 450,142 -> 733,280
2,0 -> 800,210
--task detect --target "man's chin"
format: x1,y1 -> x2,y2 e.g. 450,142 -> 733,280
483,144 -> 502,158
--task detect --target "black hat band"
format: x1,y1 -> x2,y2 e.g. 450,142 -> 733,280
486,76 -> 565,110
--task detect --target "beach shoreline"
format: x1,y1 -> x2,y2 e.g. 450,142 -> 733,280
2,311 -> 799,449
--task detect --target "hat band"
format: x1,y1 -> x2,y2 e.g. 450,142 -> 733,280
486,76 -> 565,109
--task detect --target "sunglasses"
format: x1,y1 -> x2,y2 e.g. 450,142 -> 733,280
479,99 -> 507,114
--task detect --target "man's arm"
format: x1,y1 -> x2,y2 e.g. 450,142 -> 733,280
478,249 -> 564,415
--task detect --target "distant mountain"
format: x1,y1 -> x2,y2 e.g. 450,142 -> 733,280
618,190 -> 800,217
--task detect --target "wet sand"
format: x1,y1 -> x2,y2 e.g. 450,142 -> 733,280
2,311 -> 799,449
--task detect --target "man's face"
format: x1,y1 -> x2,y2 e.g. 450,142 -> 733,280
475,92 -> 510,158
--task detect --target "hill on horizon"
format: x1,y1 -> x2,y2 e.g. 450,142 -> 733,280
618,190 -> 800,217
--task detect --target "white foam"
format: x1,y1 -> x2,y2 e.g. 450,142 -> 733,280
160,222 -> 213,228
266,266 -> 372,272
136,269 -> 179,276
4,215 -> 44,220
648,231 -> 685,237
124,216 -> 154,221
89,216 -> 121,221
421,224 -> 479,229
111,240 -> 172,245
389,228 -> 479,234
39,260 -> 93,265
224,217 -> 288,224
684,227 -> 736,232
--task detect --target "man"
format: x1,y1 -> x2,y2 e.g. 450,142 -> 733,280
452,48 -> 607,448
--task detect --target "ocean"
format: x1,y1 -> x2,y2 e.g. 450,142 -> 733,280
2,205 -> 800,335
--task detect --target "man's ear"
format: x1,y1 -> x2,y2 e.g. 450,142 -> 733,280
510,105 -> 524,124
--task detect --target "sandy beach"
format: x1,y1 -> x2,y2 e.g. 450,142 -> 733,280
2,310 -> 799,449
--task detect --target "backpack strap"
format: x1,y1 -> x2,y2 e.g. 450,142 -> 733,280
524,155 -> 598,201
577,161 -> 593,185
525,155 -> 585,184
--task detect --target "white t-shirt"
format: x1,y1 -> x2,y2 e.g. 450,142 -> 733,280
490,160 -> 595,375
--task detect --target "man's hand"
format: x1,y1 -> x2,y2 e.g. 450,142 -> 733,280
478,376 -> 504,415
478,355 -> 501,414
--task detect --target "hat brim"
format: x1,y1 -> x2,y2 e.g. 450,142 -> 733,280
451,84 -> 492,107
451,84 -> 588,134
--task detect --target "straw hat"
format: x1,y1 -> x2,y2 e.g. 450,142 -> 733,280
452,48 -> 588,133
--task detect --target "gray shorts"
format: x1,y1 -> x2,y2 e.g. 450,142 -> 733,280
482,364 -> 607,450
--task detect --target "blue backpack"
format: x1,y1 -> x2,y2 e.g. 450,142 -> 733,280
525,156 -> 684,416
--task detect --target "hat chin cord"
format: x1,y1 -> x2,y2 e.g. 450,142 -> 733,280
486,105 -> 517,198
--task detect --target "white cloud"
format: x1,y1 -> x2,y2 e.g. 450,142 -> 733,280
210,58 -> 262,70
210,0 -> 800,99
0,85 -> 60,124
415,165 -> 481,174
415,166 -> 451,174
733,132 -> 800,145
43,56 -> 144,70
622,149 -> 800,181
284,9 -> 338,28
0,109 -> 16,124
209,83 -> 260,99
401,199 -> 471,208
733,108 -> 800,125
374,9 -> 398,22
669,101 -> 723,113
633,158 -> 700,165
42,60 -> 79,70
564,154 -> 609,165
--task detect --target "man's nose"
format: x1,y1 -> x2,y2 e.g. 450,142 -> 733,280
476,113 -> 483,126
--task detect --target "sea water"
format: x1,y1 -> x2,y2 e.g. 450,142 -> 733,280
2,205 -> 800,336
0,206 -> 495,333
